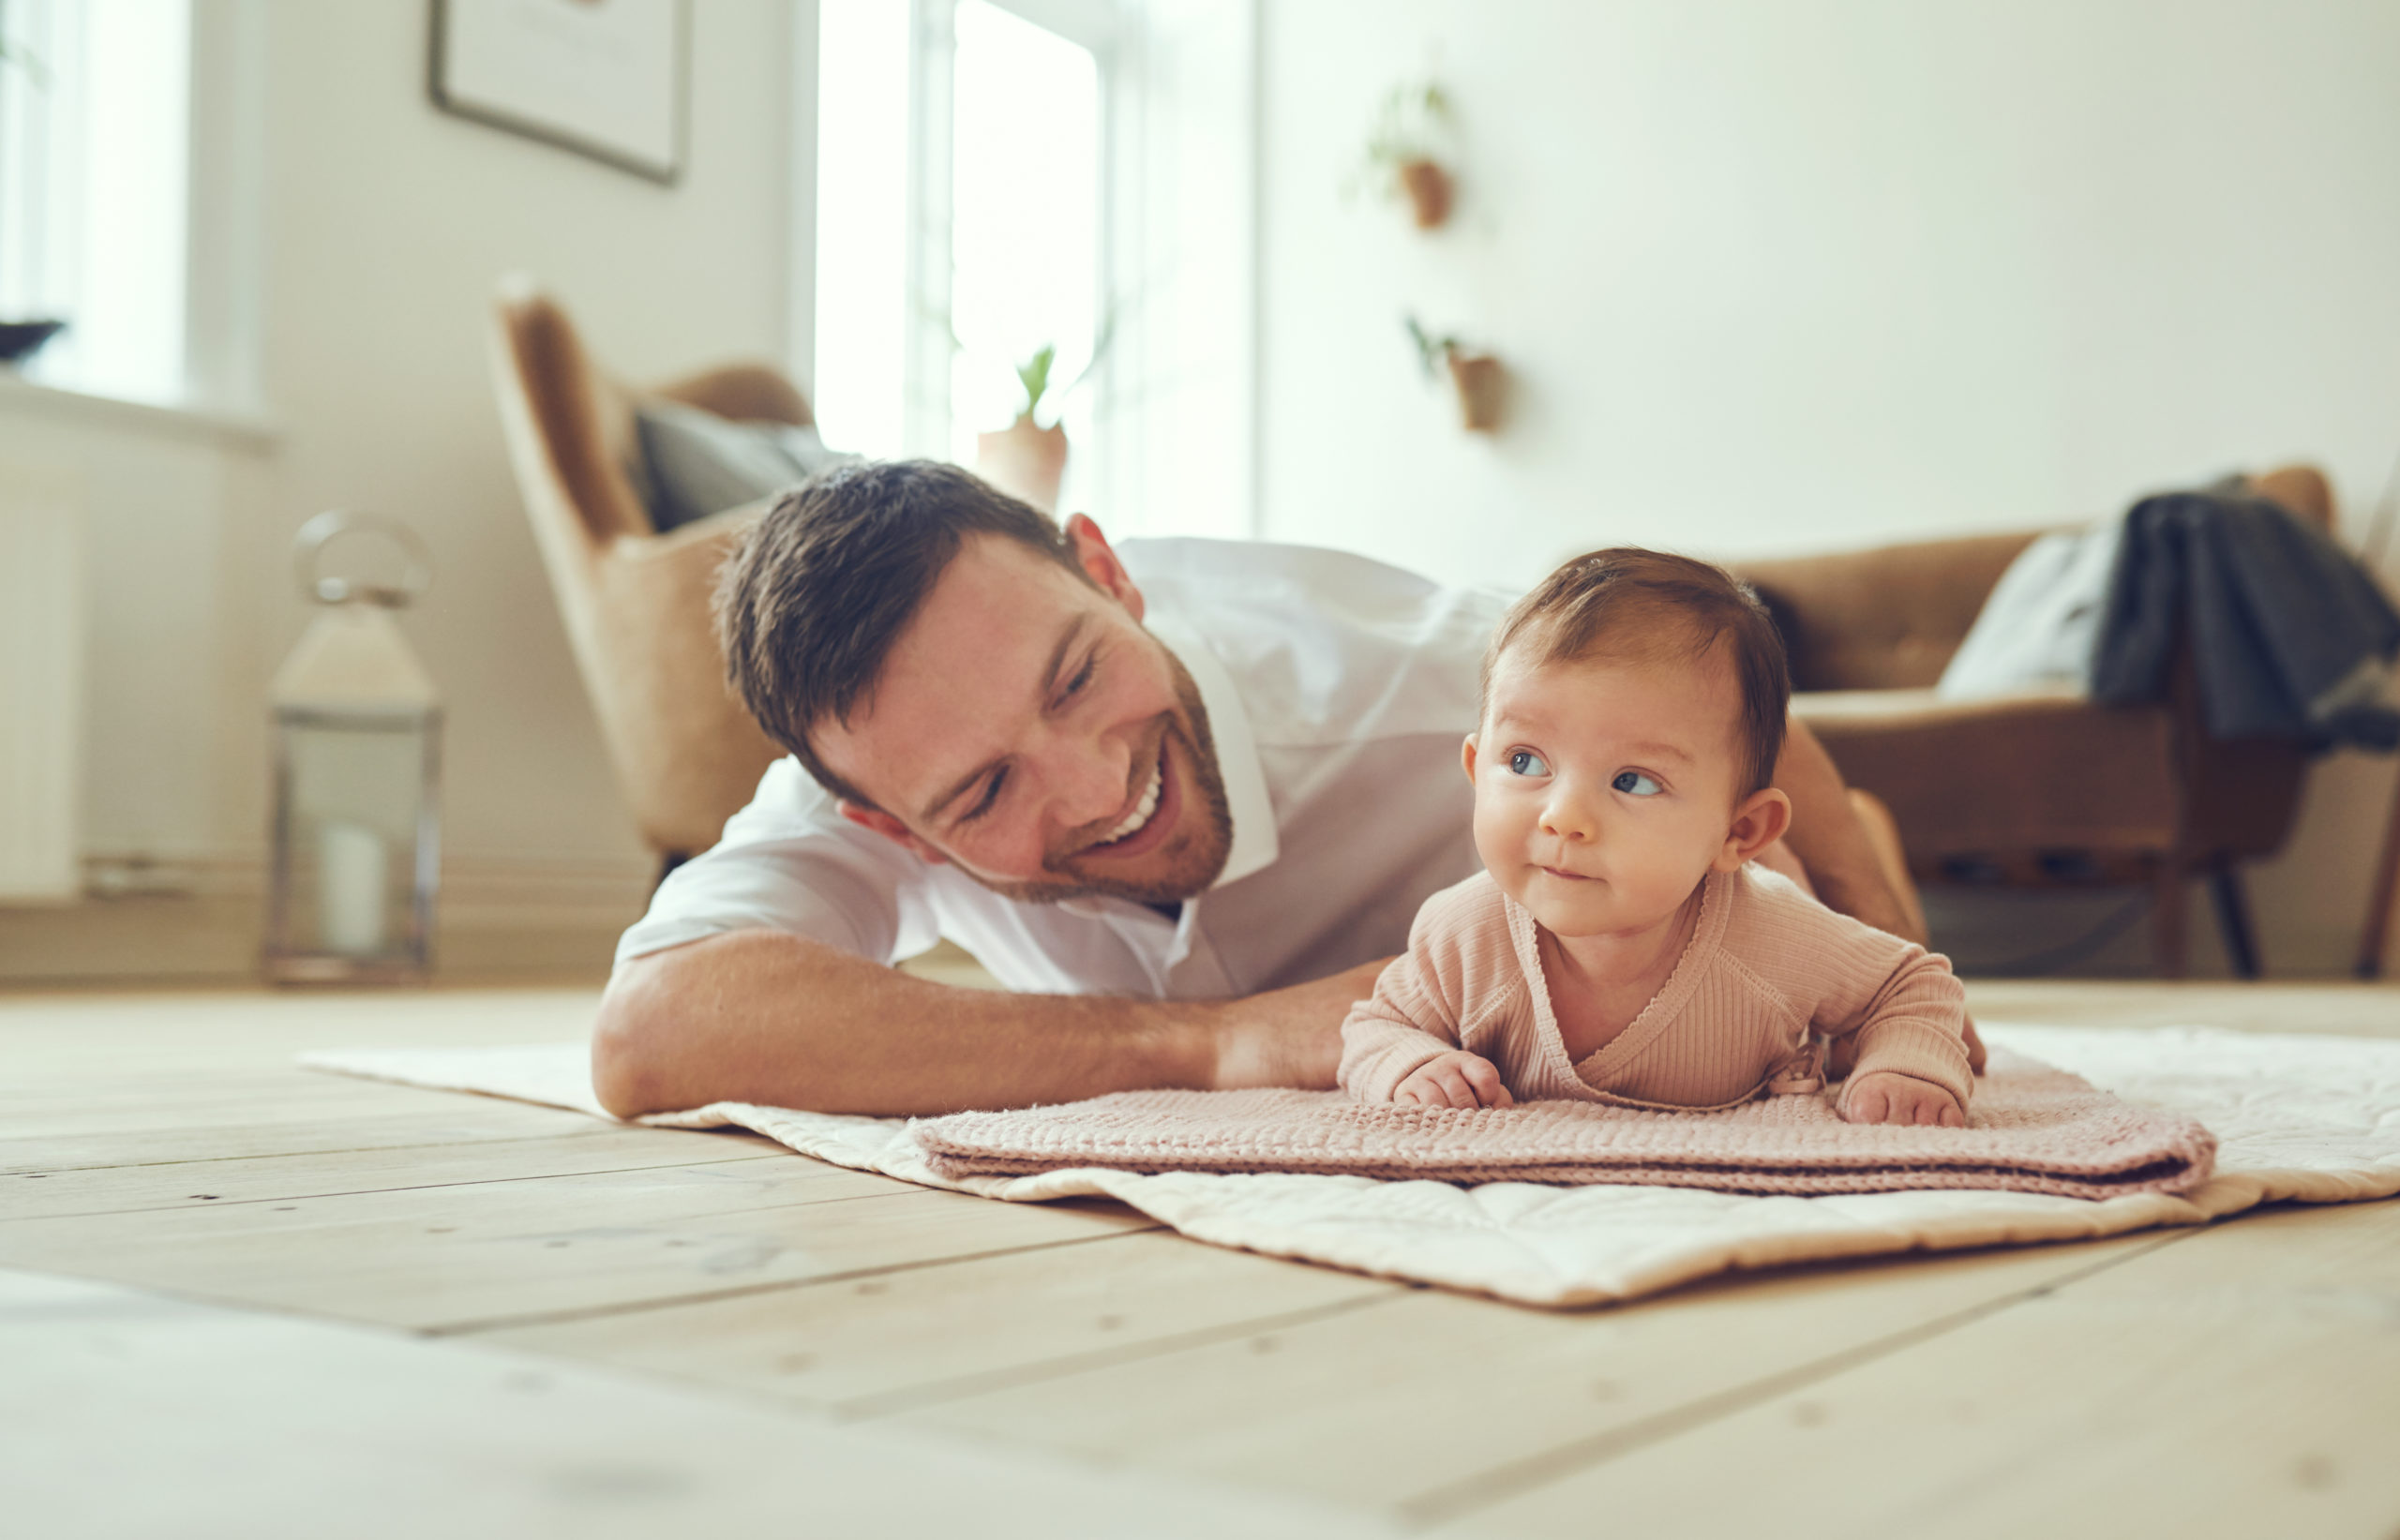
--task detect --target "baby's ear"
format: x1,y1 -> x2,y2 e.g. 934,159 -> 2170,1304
1460,734 -> 1480,785
1717,787 -> 1792,871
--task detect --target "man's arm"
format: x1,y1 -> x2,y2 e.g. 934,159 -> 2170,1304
592,928 -> 1388,1119
1772,714 -> 1923,945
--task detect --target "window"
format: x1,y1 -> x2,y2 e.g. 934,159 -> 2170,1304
0,0 -> 194,404
815,0 -> 1109,509
812,0 -> 1255,539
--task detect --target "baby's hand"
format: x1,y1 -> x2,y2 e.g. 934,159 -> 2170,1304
1840,1070 -> 1965,1128
1392,1051 -> 1515,1110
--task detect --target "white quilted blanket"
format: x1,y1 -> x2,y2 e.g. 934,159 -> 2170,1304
304,1024 -> 2400,1308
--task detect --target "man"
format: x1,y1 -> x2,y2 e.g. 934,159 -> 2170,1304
593,461 -> 1930,1118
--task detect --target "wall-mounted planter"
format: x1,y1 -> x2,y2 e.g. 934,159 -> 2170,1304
1446,351 -> 1508,433
1398,158 -> 1453,230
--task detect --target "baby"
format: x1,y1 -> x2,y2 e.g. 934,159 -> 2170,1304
1340,547 -> 1972,1126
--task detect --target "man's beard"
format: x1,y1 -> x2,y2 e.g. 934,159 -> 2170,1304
950,645 -> 1235,909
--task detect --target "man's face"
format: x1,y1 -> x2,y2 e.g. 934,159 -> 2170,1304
815,522 -> 1235,907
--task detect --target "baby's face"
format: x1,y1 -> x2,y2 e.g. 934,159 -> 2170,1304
1467,644 -> 1757,939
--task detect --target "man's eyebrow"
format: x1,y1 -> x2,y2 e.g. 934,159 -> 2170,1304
917,614 -> 1093,826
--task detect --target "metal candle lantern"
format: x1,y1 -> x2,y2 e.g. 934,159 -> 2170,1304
264,513 -> 442,984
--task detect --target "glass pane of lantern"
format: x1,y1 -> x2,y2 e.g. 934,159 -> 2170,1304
274,711 -> 432,966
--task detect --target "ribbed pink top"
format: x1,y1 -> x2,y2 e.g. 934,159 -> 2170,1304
1340,865 -> 1973,1111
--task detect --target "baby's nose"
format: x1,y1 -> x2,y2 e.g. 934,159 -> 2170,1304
1541,796 -> 1596,841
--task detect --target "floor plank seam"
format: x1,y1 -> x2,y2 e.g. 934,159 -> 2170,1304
1395,1229 -> 2206,1531
0,1123 -> 658,1177
0,1154 -> 795,1222
424,1224 -> 1174,1338
835,1289 -> 1407,1421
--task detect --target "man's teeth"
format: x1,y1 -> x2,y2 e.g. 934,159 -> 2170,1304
1100,759 -> 1164,845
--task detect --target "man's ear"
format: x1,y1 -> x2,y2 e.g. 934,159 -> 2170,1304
1063,513 -> 1145,622
836,800 -> 951,866
1461,734 -> 1480,786
1715,786 -> 1792,872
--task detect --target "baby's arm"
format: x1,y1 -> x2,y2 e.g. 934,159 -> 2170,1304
1334,873 -> 1516,1103
1340,953 -> 1498,1104
1802,919 -> 1973,1127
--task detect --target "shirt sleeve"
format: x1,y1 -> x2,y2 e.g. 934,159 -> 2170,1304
611,757 -> 938,972
1337,877 -> 1484,1102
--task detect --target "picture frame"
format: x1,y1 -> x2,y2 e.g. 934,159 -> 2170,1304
428,0 -> 690,186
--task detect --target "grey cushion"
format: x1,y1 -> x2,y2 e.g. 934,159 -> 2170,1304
634,398 -> 858,532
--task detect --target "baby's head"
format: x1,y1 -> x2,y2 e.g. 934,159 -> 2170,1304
1465,548 -> 1793,938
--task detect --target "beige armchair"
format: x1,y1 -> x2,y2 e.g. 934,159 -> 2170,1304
488,278 -> 788,871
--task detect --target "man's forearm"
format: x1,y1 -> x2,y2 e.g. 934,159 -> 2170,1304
1773,715 -> 1923,944
592,929 -> 1377,1119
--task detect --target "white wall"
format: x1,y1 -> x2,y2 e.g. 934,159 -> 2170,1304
29,0 -> 806,901
252,0 -> 804,868
1255,0 -> 2400,975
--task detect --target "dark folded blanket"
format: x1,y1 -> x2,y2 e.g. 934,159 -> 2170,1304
2092,483 -> 2400,749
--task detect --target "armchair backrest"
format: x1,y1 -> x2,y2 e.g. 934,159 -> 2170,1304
488,277 -> 796,859
1732,466 -> 2339,695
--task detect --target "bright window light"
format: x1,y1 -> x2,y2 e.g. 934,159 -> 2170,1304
812,0 -> 911,458
0,0 -> 193,403
947,0 -> 1101,468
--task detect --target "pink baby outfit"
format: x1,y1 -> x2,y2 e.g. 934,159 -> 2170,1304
1340,864 -> 1973,1111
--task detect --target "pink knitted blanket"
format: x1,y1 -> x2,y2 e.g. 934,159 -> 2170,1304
910,1049 -> 2215,1199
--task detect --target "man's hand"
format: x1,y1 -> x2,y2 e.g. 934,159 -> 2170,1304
1391,1051 -> 1516,1110
1210,957 -> 1390,1092
1839,1069 -> 1965,1128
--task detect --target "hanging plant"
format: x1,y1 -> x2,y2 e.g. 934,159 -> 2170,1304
1406,315 -> 1508,433
1349,79 -> 1457,231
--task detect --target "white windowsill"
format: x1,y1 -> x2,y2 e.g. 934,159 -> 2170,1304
0,369 -> 280,452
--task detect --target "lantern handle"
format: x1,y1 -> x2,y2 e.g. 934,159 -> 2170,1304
294,511 -> 432,607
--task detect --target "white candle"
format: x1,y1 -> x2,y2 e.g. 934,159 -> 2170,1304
318,819 -> 388,956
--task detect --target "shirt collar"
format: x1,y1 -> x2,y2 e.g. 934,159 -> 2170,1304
1145,612 -> 1279,890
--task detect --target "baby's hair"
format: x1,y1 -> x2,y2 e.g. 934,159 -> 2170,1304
1482,547 -> 1791,795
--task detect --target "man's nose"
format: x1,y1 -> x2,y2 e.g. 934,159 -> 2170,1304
1047,726 -> 1133,830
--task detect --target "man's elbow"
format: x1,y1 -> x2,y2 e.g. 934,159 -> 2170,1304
591,963 -> 678,1119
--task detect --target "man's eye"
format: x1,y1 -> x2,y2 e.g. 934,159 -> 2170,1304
1062,653 -> 1097,700
1612,770 -> 1662,796
961,768 -> 1009,823
1508,750 -> 1551,777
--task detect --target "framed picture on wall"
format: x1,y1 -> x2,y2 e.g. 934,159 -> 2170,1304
428,0 -> 690,185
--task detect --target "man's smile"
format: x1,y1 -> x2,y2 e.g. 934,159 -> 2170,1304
1067,732 -> 1181,864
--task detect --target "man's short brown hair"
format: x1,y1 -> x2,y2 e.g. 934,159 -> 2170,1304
1483,547 -> 1791,796
716,459 -> 1084,809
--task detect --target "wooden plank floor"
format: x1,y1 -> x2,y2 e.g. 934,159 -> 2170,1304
5,979 -> 2398,1537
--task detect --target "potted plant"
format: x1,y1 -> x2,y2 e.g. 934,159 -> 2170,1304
1351,80 -> 1456,231
976,345 -> 1072,512
1406,316 -> 1508,434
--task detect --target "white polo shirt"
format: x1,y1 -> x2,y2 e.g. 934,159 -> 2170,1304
615,538 -> 1511,998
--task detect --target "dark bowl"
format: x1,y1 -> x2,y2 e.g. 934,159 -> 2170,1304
0,319 -> 68,365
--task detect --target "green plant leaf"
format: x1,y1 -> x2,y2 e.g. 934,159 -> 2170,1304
1015,344 -> 1057,418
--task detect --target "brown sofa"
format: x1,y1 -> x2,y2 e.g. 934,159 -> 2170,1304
488,278 -> 788,870
1731,467 -> 2333,977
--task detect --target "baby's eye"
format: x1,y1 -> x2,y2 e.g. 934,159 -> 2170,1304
1508,749 -> 1551,778
1612,770 -> 1662,796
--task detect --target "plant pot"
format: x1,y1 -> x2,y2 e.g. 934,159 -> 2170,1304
1446,351 -> 1508,433
975,413 -> 1069,513
1398,158 -> 1453,230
